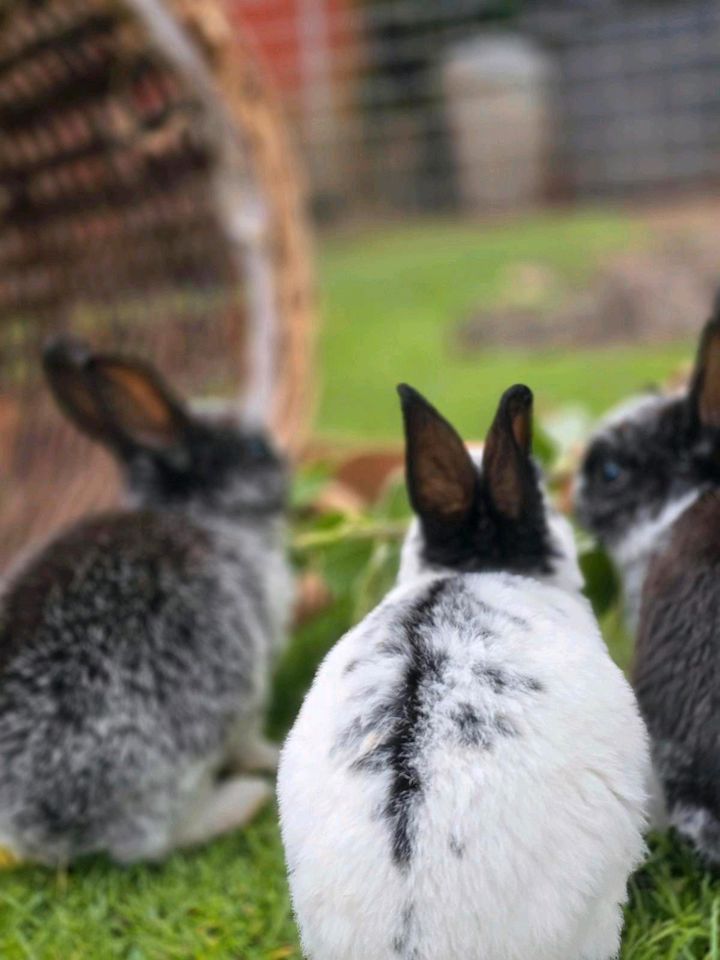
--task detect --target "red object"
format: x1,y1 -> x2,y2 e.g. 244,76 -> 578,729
230,0 -> 356,98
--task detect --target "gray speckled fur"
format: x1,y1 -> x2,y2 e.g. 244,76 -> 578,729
0,505 -> 289,866
0,348 -> 292,865
331,577 -> 544,869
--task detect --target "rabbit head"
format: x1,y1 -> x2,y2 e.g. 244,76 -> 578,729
575,307 -> 720,628
396,383 -> 582,594
43,337 -> 288,518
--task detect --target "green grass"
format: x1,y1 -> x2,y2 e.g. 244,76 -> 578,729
317,210 -> 690,440
0,813 -> 296,959
1,211 -> 713,958
4,612 -> 720,960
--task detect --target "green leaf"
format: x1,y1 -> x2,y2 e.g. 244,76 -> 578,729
314,537 -> 374,599
371,478 -> 411,522
289,463 -> 332,512
532,423 -> 558,468
353,540 -> 401,621
580,547 -> 620,618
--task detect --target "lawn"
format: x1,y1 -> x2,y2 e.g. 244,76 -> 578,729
1,210 -> 715,960
317,209 -> 690,440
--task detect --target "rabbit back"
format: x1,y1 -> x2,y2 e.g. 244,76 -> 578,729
279,573 -> 649,960
636,489 -> 720,861
0,510 -> 280,863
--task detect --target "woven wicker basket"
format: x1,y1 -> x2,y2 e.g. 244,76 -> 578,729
0,0 -> 315,570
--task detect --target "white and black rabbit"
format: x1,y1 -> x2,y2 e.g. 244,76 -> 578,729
576,306 -> 720,863
279,384 -> 649,960
0,338 -> 292,865
575,310 -> 720,633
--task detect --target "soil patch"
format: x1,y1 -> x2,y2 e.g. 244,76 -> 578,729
454,231 -> 720,352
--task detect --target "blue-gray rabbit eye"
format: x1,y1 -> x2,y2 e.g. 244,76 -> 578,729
599,459 -> 623,484
246,436 -> 271,460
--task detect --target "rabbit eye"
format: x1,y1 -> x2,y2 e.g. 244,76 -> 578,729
246,435 -> 272,461
598,458 -> 624,484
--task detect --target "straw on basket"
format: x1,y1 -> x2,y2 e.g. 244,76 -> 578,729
0,0 -> 315,571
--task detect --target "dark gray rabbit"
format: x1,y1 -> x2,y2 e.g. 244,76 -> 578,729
0,339 -> 292,865
576,306 -> 720,862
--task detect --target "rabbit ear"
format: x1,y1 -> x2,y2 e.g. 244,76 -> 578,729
482,385 -> 540,521
87,356 -> 190,453
43,337 -> 113,442
398,384 -> 477,527
689,304 -> 720,430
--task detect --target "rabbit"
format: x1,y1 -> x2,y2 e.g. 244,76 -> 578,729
576,306 -> 720,862
0,337 -> 293,866
574,308 -> 720,635
278,383 -> 649,960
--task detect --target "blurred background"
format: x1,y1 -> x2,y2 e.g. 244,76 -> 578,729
252,0 -> 720,434
251,0 -> 720,217
1,1 -> 720,956
3,0 -> 720,566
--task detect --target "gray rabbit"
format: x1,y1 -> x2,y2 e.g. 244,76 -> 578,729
576,307 -> 720,862
0,338 -> 292,865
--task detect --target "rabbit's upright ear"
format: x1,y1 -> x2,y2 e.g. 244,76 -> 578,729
398,384 -> 477,528
482,385 -> 542,522
87,356 -> 190,454
689,303 -> 720,430
43,337 -> 111,441
44,340 -> 189,455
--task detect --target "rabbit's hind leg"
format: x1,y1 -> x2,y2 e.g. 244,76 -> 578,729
232,735 -> 280,774
0,823 -> 24,869
225,714 -> 280,774
174,776 -> 272,850
575,896 -> 623,960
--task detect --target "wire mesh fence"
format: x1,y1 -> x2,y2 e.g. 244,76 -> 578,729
3,0 -> 720,569
0,0 -> 315,571
235,0 -> 720,221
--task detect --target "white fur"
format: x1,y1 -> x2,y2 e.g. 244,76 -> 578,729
609,490 -> 699,633
279,525 -> 650,960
